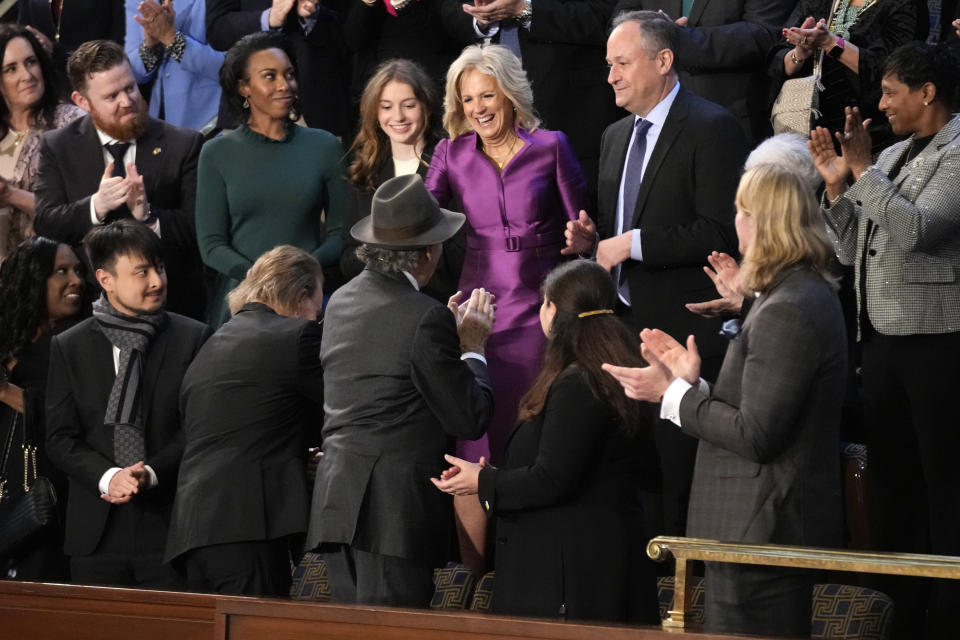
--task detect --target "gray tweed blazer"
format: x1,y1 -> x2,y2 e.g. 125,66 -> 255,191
822,114 -> 960,336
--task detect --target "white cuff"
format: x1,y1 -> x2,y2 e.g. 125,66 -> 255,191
474,19 -> 500,38
98,467 -> 122,494
143,464 -> 158,488
630,228 -> 643,262
659,377 -> 709,426
461,352 -> 487,366
90,198 -> 102,225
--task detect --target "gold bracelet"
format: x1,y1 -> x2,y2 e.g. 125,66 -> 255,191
790,49 -> 806,65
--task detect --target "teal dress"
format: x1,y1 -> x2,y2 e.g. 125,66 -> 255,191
196,123 -> 345,325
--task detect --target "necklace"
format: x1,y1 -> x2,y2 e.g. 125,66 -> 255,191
830,0 -> 875,39
0,130 -> 27,157
483,135 -> 520,169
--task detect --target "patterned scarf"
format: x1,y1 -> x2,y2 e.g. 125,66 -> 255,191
92,294 -> 167,467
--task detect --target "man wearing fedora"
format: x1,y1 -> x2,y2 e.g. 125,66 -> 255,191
306,174 -> 495,607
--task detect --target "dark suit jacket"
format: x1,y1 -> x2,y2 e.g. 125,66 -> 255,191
307,265 -> 493,566
205,0 -> 350,135
165,303 -> 323,562
45,313 -> 211,557
32,115 -> 207,320
443,0 -> 624,202
598,86 -> 747,363
478,367 -> 659,623
18,0 -> 124,72
682,265 -> 844,548
614,0 -> 792,144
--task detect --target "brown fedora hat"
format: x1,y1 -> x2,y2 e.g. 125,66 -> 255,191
351,174 -> 465,249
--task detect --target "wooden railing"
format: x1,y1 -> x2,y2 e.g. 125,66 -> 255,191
647,536 -> 960,630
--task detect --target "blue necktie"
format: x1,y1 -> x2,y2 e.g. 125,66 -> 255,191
499,21 -> 522,60
616,118 -> 652,304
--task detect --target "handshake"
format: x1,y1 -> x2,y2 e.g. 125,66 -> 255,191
93,161 -> 151,223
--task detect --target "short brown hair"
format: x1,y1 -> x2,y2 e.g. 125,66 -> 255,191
67,40 -> 128,94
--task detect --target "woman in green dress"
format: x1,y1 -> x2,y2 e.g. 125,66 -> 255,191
196,31 -> 345,326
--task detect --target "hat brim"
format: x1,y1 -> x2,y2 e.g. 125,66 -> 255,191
350,207 -> 466,250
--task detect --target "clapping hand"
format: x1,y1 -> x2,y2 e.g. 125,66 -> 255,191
836,106 -> 872,179
136,0 -> 176,48
430,454 -> 485,496
686,252 -> 744,318
269,0 -> 297,27
126,163 -> 151,222
640,329 -> 701,385
298,0 -> 318,18
561,210 -> 597,256
462,0 -> 525,27
93,162 -> 130,220
450,288 -> 496,355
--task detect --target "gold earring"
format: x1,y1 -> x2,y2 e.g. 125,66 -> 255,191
242,97 -> 249,109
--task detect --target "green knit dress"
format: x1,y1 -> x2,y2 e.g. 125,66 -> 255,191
196,123 -> 345,325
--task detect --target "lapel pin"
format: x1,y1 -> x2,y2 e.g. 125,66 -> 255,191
152,147 -> 162,156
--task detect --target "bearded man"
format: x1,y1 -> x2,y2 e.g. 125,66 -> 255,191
34,39 -> 206,320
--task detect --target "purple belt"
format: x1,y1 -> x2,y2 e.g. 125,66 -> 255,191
466,229 -> 563,252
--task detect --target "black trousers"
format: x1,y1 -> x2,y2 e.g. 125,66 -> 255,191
320,543 -> 435,608
70,501 -> 182,589
705,563 -> 816,637
183,538 -> 292,596
860,330 -> 960,639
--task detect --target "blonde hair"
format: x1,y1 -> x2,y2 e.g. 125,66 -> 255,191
736,164 -> 837,293
442,44 -> 540,138
227,245 -> 323,316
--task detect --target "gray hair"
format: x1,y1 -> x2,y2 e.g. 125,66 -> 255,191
612,10 -> 678,62
356,245 -> 426,274
443,44 -> 540,138
744,133 -> 822,193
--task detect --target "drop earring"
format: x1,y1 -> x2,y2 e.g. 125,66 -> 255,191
242,97 -> 250,109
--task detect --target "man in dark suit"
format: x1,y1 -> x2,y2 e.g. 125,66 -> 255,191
568,10 -> 747,536
33,40 -> 206,321
205,0 -> 350,135
45,220 -> 211,588
166,245 -> 325,596
307,174 -> 495,607
613,0 -> 794,144
441,0 -> 624,202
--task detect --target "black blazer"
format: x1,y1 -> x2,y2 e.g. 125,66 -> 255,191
17,0 -> 124,72
614,0 -> 793,144
597,86 -> 747,363
307,265 -> 493,566
45,314 -> 211,557
478,368 -> 660,623
340,141 -> 464,302
442,0 -> 624,202
166,303 -> 323,562
33,115 -> 207,320
206,0 -> 350,135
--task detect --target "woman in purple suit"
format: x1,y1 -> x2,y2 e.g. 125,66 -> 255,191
425,44 -> 588,571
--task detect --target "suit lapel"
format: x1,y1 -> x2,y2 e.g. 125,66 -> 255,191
135,118 -> 165,198
88,321 -> 118,411
602,118 -> 634,238
77,116 -> 108,189
688,0 -> 710,25
630,88 -> 688,228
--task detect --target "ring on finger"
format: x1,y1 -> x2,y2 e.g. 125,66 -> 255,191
843,131 -> 853,141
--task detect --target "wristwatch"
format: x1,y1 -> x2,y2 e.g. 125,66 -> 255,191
518,0 -> 532,27
826,36 -> 845,58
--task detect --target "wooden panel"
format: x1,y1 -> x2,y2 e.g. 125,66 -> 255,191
216,600 -> 767,640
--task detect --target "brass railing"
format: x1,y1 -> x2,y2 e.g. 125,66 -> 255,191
646,536 -> 960,630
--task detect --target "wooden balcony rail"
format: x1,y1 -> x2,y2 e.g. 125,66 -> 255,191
646,536 -> 960,630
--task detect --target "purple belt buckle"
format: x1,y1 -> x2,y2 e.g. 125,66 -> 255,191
505,236 -> 521,252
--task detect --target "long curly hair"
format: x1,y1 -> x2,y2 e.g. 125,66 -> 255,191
0,25 -> 65,139
517,260 -> 646,434
347,59 -> 443,191
0,237 -> 69,367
